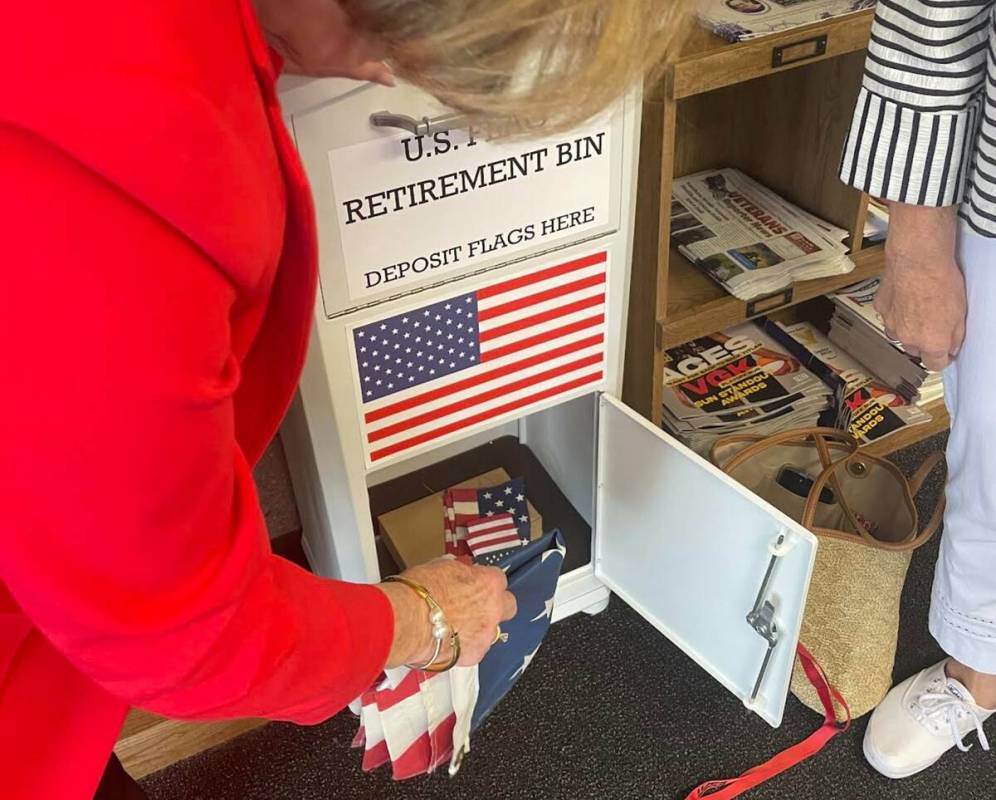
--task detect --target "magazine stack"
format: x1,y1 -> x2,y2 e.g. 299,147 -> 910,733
828,278 -> 942,405
669,168 -> 855,301
661,321 -> 833,455
764,319 -> 932,447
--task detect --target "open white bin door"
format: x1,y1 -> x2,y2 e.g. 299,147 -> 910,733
594,395 -> 818,727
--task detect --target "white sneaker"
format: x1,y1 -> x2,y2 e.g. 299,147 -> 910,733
863,659 -> 993,779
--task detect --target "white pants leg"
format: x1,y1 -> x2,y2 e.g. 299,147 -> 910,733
928,226 -> 996,674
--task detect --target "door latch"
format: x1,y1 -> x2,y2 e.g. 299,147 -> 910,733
745,530 -> 792,704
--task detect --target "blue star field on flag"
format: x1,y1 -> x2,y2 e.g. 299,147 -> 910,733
471,530 -> 566,730
472,477 -> 530,566
353,293 -> 481,403
447,477 -> 532,563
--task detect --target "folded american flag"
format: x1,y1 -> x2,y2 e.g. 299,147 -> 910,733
353,670 -> 455,779
443,477 -> 529,558
350,531 -> 567,781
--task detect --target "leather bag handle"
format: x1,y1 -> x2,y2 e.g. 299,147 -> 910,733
801,456 -> 906,547
714,428 -> 869,539
906,451 -> 947,546
909,450 -> 946,495
710,427 -> 858,474
802,450 -> 946,551
808,431 -> 870,539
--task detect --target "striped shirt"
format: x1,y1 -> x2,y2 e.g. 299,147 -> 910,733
839,0 -> 996,235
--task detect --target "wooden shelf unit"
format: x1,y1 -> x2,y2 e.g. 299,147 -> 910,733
623,10 -> 947,458
663,243 -> 884,349
671,10 -> 875,98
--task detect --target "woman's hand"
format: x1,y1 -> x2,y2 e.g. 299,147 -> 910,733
378,557 -> 517,669
878,202 -> 966,372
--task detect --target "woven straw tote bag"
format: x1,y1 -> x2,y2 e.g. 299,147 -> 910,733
710,428 -> 944,718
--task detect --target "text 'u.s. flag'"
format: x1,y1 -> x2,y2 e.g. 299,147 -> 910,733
351,251 -> 608,464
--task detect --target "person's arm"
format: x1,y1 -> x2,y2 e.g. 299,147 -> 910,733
838,0 -> 992,368
0,126 -> 510,723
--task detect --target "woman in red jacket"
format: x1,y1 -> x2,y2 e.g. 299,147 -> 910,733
0,1 -> 681,797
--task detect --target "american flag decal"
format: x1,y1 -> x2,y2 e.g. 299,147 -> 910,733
352,251 -> 608,464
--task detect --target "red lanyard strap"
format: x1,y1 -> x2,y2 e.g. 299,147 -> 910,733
685,644 -> 851,800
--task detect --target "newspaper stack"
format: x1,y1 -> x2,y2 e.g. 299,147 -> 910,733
697,0 -> 876,43
661,321 -> 833,454
670,169 -> 855,301
828,278 -> 942,405
768,319 -> 932,447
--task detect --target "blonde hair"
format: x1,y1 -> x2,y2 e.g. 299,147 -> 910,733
344,0 -> 690,134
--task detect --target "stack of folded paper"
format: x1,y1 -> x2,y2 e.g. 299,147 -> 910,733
828,278 -> 942,406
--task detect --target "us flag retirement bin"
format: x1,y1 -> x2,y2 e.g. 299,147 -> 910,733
278,75 -> 824,732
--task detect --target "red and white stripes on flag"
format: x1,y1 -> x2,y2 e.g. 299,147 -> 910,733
465,514 -> 524,559
354,665 -> 481,780
356,691 -> 389,772
443,486 -> 483,557
416,671 -> 456,772
354,251 -> 608,464
366,670 -> 455,780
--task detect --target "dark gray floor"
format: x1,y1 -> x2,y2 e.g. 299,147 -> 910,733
142,434 -> 996,799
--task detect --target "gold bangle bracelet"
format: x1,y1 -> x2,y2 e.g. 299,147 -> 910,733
383,576 -> 461,672
383,575 -> 434,604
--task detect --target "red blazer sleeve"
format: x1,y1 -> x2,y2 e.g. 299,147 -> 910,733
0,125 -> 393,723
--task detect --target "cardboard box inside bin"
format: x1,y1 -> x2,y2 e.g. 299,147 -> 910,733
377,468 -> 543,569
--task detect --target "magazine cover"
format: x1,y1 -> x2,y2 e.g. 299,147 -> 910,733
697,0 -> 876,43
774,321 -> 931,446
660,322 -> 831,452
663,325 -> 808,416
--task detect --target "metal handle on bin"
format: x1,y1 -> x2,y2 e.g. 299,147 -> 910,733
370,110 -> 467,136
745,530 -> 795,705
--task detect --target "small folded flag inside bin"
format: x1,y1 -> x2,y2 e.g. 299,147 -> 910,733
444,476 -> 530,557
464,513 -> 526,565
375,468 -> 541,570
351,530 -> 566,780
